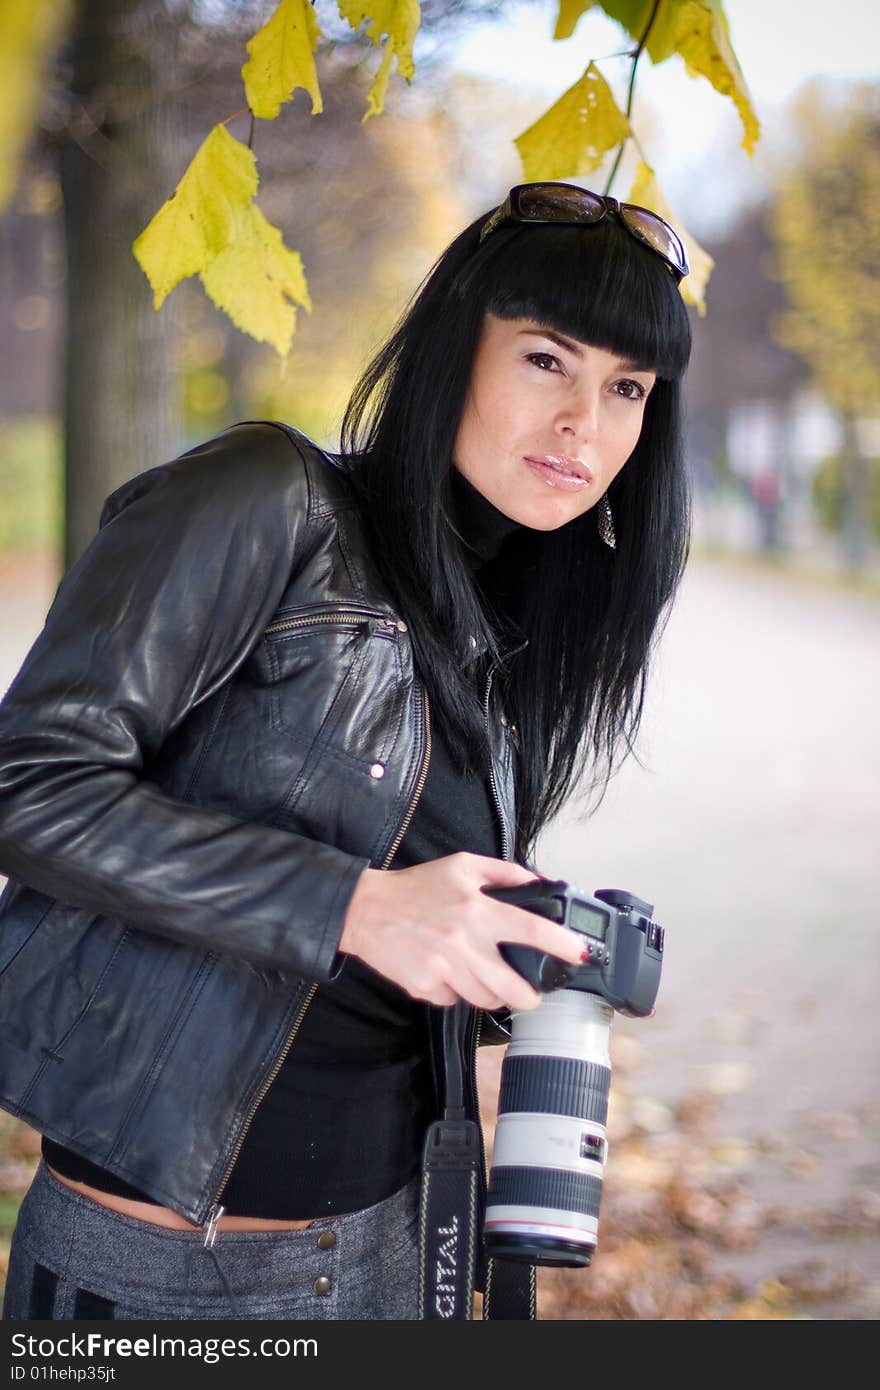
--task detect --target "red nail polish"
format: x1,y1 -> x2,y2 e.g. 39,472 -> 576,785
579,945 -> 592,962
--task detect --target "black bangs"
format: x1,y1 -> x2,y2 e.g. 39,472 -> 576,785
454,218 -> 692,381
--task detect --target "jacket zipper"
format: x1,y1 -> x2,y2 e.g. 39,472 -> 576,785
478,663 -> 514,1170
200,676 -> 431,1242
264,610 -> 407,638
468,1008 -> 484,1130
379,686 -> 431,869
483,667 -> 510,861
473,666 -> 514,1192
202,980 -> 316,1244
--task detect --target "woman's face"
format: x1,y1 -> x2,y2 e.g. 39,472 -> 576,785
453,313 -> 656,530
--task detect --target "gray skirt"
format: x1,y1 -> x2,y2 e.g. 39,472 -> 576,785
2,1159 -> 420,1321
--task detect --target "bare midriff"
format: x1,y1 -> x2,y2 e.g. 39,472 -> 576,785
45,1165 -> 331,1231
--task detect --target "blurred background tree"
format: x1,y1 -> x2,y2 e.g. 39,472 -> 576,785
0,0 -> 501,564
769,83 -> 880,570
59,0 -> 181,569
682,203 -> 809,555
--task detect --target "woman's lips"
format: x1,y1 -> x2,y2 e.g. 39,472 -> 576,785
523,454 -> 594,491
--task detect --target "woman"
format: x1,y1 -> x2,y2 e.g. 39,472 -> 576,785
0,183 -> 691,1321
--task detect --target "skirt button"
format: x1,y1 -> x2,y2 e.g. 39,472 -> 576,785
316,1230 -> 336,1250
314,1276 -> 332,1296
370,762 -> 385,779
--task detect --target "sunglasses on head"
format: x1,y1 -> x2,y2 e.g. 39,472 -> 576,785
479,182 -> 690,283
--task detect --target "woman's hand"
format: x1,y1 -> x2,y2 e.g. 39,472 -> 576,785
339,854 -> 585,1011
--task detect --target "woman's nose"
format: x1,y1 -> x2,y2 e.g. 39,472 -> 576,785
555,393 -> 600,442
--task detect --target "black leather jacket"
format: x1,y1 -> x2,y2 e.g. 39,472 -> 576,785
0,422 -> 517,1229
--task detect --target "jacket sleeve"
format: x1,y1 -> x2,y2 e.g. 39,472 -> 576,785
0,422 -> 369,980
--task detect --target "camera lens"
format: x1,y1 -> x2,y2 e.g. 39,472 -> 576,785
484,991 -> 612,1268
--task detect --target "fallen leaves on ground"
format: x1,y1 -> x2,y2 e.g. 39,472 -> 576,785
476,1044 -> 877,1320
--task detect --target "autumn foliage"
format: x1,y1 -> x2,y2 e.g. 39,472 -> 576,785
128,0 -> 757,353
2,3 -> 760,355
770,84 -> 880,420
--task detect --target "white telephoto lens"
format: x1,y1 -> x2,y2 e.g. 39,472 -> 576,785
485,992 -> 613,1267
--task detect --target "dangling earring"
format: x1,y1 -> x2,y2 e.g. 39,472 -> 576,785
597,493 -> 616,550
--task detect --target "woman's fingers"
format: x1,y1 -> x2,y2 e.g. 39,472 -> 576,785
423,983 -> 459,1007
339,852 -> 583,1008
465,856 -> 583,963
433,965 -> 519,1013
492,902 -> 585,966
467,855 -> 543,888
470,960 -> 543,1012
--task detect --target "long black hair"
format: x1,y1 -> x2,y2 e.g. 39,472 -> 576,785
339,208 -> 692,862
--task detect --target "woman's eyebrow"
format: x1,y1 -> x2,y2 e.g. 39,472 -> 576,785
516,328 -> 654,374
617,359 -> 656,374
517,327 -> 584,357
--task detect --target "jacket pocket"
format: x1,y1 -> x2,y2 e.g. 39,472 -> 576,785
269,608 -> 407,823
261,605 -> 403,744
169,603 -> 410,836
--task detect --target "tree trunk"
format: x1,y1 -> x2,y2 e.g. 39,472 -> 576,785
59,0 -> 180,568
840,412 -> 869,574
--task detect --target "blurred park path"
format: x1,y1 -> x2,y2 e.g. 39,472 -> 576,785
537,554 -> 880,1316
2,551 -> 878,1316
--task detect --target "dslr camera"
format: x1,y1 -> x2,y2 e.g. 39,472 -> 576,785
480,879 -> 665,1268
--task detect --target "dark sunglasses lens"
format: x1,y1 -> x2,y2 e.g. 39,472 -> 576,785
516,185 -> 606,225
620,207 -> 689,276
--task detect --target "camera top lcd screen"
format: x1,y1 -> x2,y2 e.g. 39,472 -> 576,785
569,901 -> 609,941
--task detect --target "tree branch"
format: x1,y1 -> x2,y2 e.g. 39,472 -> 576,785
603,0 -> 662,197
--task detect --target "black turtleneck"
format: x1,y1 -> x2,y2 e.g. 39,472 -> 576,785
450,466 -> 523,570
43,471 -> 523,1217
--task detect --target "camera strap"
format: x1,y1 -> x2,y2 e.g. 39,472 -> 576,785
418,1117 -> 537,1320
483,1254 -> 537,1320
418,1003 -> 536,1320
418,1115 -> 481,1320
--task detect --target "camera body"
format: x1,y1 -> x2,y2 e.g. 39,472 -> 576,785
485,879 -> 663,1017
480,879 -> 665,1269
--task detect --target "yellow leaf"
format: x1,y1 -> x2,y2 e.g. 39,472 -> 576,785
515,63 -> 629,183
241,0 -> 323,119
0,0 -> 70,213
673,1 -> 759,155
133,126 -> 258,309
200,204 -> 311,359
337,0 -> 421,120
600,0 -> 760,155
599,0 -> 679,61
628,160 -> 714,314
553,0 -> 598,41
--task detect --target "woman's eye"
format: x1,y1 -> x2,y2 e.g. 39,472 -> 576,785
526,352 -> 561,372
613,379 -> 647,400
